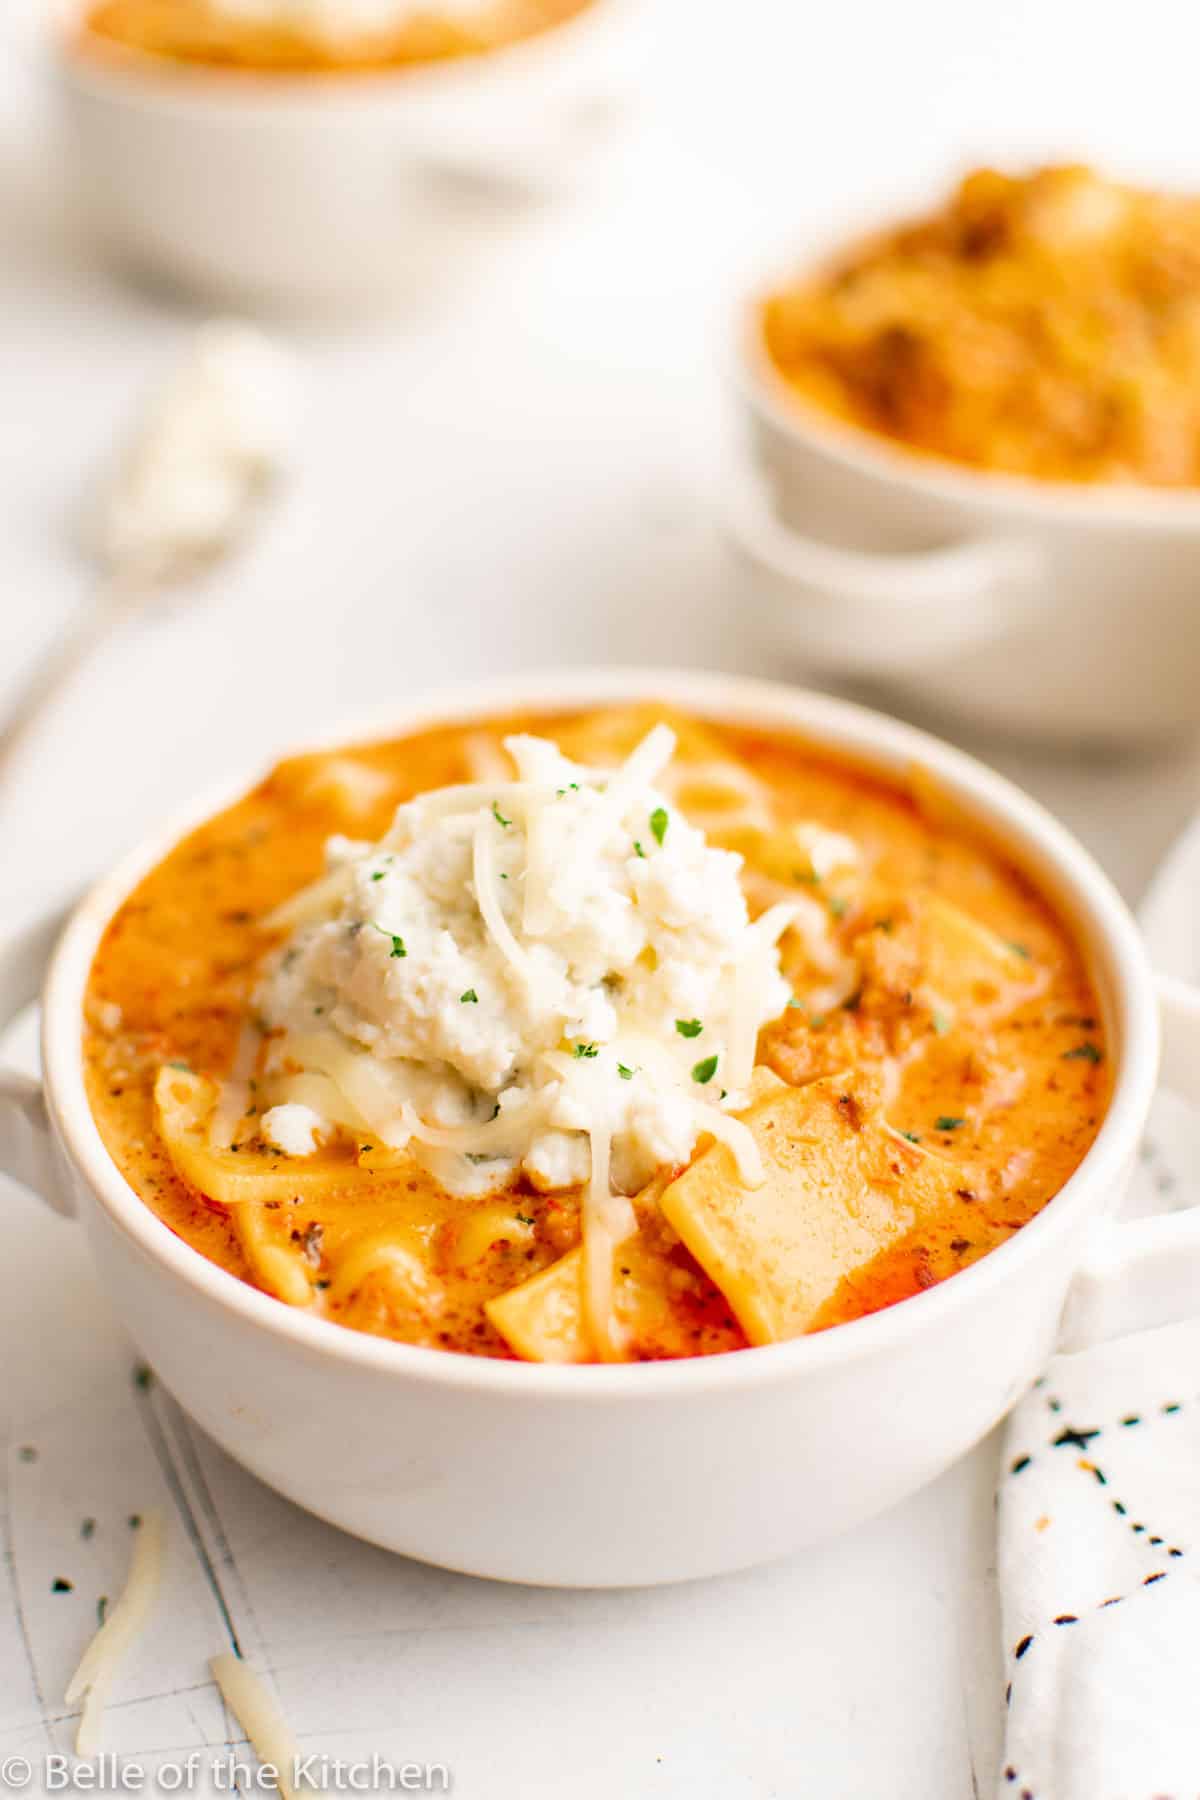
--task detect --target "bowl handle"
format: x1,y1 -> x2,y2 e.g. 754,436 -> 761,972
1057,973 -> 1200,1352
0,904 -> 76,1217
722,463 -> 1044,673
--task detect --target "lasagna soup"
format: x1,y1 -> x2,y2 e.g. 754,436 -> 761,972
763,164 -> 1200,487
84,707 -> 1109,1363
79,0 -> 592,74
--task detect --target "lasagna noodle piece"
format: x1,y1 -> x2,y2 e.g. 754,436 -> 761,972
658,1075 -> 967,1345
487,1174 -> 672,1363
154,1065 -> 376,1207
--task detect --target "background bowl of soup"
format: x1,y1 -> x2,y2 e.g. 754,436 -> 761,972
1,668 -> 1198,1587
725,167 -> 1200,746
43,0 -> 642,309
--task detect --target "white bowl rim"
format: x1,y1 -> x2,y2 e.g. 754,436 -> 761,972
49,0 -> 629,110
40,665 -> 1159,1397
736,244 -> 1200,529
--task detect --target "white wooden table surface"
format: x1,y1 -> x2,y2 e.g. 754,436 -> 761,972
2,3 -> 1200,1793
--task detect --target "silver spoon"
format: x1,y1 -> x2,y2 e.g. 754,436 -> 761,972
0,321 -> 298,779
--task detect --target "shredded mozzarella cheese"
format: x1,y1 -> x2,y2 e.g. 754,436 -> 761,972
66,1510 -> 166,1757
210,1653 -> 326,1800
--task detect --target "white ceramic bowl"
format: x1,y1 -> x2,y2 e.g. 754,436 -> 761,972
3,668 -> 1200,1587
725,269 -> 1200,744
43,0 -> 641,309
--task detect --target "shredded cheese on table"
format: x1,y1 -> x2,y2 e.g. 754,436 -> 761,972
65,1509 -> 166,1757
210,1653 -> 326,1800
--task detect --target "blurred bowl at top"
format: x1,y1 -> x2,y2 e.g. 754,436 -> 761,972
46,0 -> 644,311
724,165 -> 1200,747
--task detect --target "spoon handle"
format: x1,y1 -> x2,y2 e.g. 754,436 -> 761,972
0,571 -> 153,782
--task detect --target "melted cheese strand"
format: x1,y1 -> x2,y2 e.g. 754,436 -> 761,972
208,1021 -> 262,1150
66,1509 -> 166,1756
581,1114 -> 627,1362
279,1031 -> 414,1144
472,811 -> 535,984
386,779 -> 569,837
521,789 -> 555,939
210,1653 -> 327,1800
727,902 -> 802,1092
263,865 -> 352,931
591,723 -> 676,834
688,1102 -> 764,1186
610,1031 -> 764,1186
398,1098 -> 545,1155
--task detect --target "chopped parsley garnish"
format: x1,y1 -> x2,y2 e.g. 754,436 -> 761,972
556,783 -> 581,796
372,923 -> 407,958
809,1013 -> 827,1030
935,1116 -> 965,1132
52,1578 -> 73,1593
786,996 -> 803,1009
492,803 -> 511,828
617,1063 -> 636,1081
370,870 -> 385,882
650,806 -> 669,847
460,988 -> 479,1004
81,1518 -> 96,1541
633,840 -> 646,858
932,1011 -> 951,1036
515,1213 -> 536,1227
133,1364 -> 153,1391
675,1018 -> 703,1038
901,1131 -> 922,1144
96,1596 -> 108,1625
1063,1041 -> 1103,1064
691,1054 -> 719,1085
167,1060 -> 192,1072
574,1043 -> 600,1059
1007,940 -> 1031,959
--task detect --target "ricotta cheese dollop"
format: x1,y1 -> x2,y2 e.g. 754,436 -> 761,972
256,725 -> 801,1355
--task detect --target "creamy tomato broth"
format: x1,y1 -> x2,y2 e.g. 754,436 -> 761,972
83,707 -> 1109,1363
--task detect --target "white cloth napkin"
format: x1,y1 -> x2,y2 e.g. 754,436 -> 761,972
996,1315 -> 1200,1799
